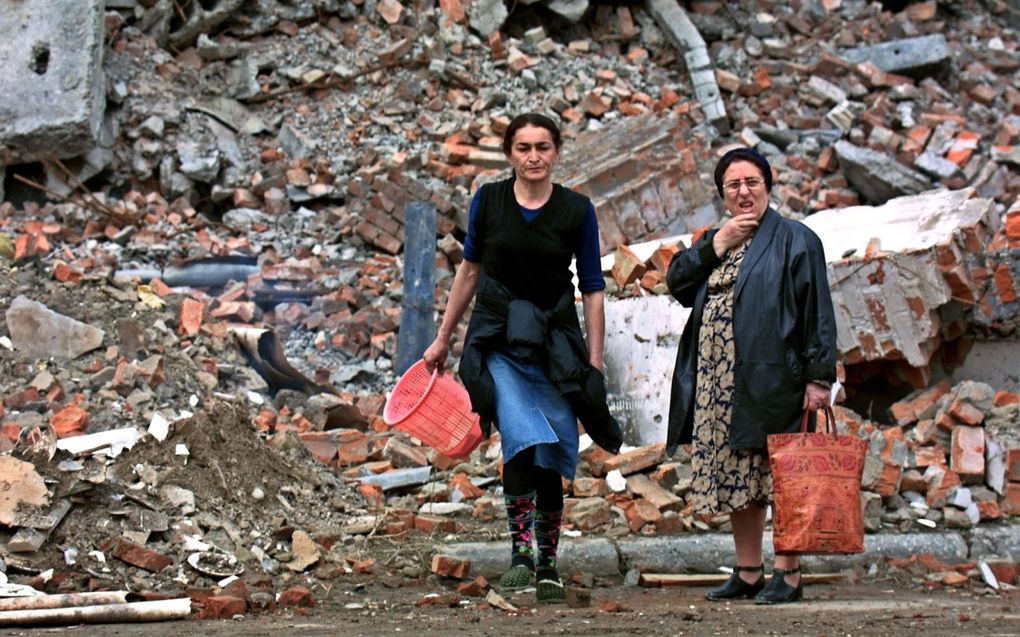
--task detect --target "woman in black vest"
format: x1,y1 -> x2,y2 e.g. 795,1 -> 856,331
666,147 -> 837,604
423,113 -> 620,604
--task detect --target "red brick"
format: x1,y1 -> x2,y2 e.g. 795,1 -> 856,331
456,575 -> 488,597
900,469 -> 927,493
197,595 -> 247,619
382,437 -> 429,468
53,262 -> 83,284
352,558 -> 376,574
414,514 -> 457,534
431,554 -> 470,579
178,298 -> 204,337
947,399 -> 985,426
912,446 -> 946,468
950,426 -> 985,475
994,390 -> 1020,407
648,243 -> 681,275
611,245 -> 646,287
602,444 -> 666,476
993,264 -> 1017,303
449,473 -> 484,500
4,387 -> 40,409
358,483 -> 384,510
625,498 -> 662,532
573,477 -> 607,497
297,431 -> 339,464
50,404 -> 89,438
220,579 -> 251,604
873,460 -> 903,497
278,586 -> 315,607
1006,448 -> 1020,482
976,500 -> 1001,521
1005,211 -> 1020,240
817,145 -> 838,173
1004,484 -> 1020,516
890,381 -> 949,425
109,538 -> 172,572
984,559 -> 1019,585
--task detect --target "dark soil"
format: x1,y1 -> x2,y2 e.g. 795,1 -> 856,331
5,578 -> 1018,637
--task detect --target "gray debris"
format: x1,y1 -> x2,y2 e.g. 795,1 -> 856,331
466,0 -> 508,36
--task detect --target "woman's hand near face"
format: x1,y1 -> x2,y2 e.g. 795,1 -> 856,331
713,215 -> 760,257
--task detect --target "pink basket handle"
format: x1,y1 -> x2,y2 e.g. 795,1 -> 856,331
800,406 -> 837,437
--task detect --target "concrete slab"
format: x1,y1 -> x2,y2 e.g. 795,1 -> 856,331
0,0 -> 106,163
834,141 -> 932,205
839,34 -> 952,79
437,528 -> 1002,579
556,113 -> 719,251
437,538 -> 620,577
603,294 -> 690,445
645,0 -> 728,132
803,188 -> 997,370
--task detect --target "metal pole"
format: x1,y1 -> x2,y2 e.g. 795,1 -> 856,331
396,201 -> 436,375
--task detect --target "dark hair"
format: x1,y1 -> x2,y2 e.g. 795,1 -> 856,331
502,112 -> 563,155
713,146 -> 773,197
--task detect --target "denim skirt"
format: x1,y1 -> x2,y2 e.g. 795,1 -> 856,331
486,350 -> 579,480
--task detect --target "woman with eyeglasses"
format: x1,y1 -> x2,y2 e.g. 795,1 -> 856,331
665,147 -> 836,604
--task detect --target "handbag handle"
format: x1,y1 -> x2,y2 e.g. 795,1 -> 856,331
800,406 -> 837,437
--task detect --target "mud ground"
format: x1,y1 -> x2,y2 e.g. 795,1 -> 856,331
6,579 -> 1019,637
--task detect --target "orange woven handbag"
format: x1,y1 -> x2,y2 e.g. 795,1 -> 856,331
767,407 -> 868,555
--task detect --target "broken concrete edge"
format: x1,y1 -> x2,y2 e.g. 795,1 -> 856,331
645,0 -> 729,133
435,525 -> 1020,579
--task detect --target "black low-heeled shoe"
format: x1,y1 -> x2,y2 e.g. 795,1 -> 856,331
754,567 -> 803,605
705,565 -> 765,601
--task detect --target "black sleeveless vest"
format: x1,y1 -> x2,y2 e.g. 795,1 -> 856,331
474,178 -> 590,311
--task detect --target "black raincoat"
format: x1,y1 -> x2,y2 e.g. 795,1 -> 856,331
666,207 -> 837,453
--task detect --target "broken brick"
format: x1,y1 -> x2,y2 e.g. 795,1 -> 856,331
430,554 -> 470,579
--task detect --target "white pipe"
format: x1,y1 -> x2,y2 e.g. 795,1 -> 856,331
0,598 -> 191,626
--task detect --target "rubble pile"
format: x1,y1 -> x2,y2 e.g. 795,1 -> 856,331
0,0 -> 1019,618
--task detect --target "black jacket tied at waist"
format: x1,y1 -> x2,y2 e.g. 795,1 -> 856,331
458,275 -> 622,455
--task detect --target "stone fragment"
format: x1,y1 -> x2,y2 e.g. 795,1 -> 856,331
832,141 -> 931,204
466,0 -> 507,36
6,296 -> 105,360
0,456 -> 49,526
566,497 -> 611,530
382,437 -> 429,468
286,530 -> 321,572
547,0 -> 589,23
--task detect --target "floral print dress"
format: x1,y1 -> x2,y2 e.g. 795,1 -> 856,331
690,239 -> 772,515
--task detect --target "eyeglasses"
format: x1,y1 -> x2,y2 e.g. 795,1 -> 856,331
723,178 -> 765,193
